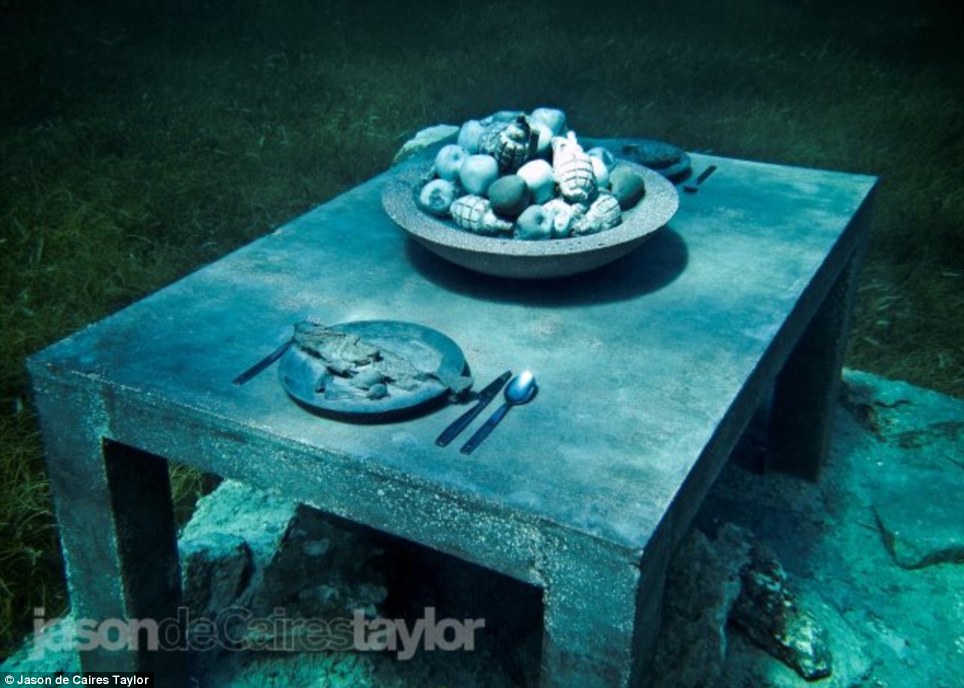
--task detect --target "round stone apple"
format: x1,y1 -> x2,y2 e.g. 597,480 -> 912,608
434,144 -> 468,181
459,154 -> 500,196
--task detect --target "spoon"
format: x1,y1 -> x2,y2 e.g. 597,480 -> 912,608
460,370 -> 538,455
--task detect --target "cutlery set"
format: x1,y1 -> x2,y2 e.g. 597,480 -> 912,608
234,341 -> 536,454
436,370 -> 537,455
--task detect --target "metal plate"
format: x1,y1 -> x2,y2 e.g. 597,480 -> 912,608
382,159 -> 679,279
279,320 -> 468,419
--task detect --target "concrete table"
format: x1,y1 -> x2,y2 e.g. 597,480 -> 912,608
28,143 -> 876,687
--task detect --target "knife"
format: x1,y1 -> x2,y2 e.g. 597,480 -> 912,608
683,164 -> 718,193
435,370 -> 511,447
232,339 -> 294,386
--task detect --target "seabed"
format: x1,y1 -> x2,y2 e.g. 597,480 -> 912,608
3,369 -> 962,687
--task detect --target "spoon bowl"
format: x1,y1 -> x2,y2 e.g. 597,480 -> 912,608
505,370 -> 538,405
460,370 -> 537,455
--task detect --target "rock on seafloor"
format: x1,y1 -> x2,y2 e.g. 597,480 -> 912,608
179,480 -> 389,635
652,526 -> 749,688
654,523 -> 872,688
730,539 -> 832,681
838,372 -> 964,570
179,533 -> 253,618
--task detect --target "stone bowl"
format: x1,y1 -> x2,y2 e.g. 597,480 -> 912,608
382,160 -> 679,279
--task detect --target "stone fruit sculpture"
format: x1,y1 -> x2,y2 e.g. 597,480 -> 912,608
415,108 -> 648,241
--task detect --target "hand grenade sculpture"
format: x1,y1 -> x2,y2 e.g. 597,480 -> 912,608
479,116 -> 537,173
573,192 -> 622,235
552,131 -> 597,203
450,195 -> 513,235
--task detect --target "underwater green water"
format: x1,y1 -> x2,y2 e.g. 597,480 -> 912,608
1,0 -> 962,681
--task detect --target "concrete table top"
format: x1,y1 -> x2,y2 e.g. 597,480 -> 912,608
28,143 -> 877,687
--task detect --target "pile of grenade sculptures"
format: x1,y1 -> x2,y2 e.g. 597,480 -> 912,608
416,107 -> 648,241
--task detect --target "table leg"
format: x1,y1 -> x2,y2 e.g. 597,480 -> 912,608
539,527 -> 672,688
767,251 -> 860,480
33,384 -> 186,686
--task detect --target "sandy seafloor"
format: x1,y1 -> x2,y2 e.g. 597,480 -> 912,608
3,368 -> 962,687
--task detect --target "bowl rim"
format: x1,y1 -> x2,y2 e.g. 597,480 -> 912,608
382,159 -> 680,258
